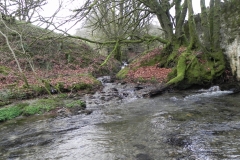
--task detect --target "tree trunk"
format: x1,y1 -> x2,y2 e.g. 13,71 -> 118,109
187,0 -> 199,50
175,0 -> 188,45
200,0 -> 211,49
212,0 -> 221,50
162,0 -> 226,88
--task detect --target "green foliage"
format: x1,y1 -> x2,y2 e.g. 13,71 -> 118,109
54,82 -> 64,93
66,100 -> 86,108
116,67 -> 129,79
0,103 -> 28,122
71,83 -> 92,90
23,99 -> 60,116
0,96 -> 89,122
0,66 -> 10,75
0,106 -> 22,122
31,85 -> 46,95
56,93 -> 68,98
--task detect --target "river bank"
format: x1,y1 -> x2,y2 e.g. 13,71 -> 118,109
0,75 -> 165,122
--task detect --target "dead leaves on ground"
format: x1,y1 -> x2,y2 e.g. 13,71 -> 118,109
126,48 -> 172,83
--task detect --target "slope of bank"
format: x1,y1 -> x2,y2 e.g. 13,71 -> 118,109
0,21 -> 120,108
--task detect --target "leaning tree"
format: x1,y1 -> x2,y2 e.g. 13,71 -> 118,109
70,0 -> 226,88
0,0 -> 47,22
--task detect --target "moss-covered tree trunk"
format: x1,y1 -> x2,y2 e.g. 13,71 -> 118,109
164,0 -> 226,88
114,44 -> 122,61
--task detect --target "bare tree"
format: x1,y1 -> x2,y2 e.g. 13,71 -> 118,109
81,0 -> 153,61
70,0 -> 227,88
0,0 -> 47,22
0,12 -> 30,87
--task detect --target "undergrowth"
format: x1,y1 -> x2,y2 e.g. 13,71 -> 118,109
0,98 -> 86,122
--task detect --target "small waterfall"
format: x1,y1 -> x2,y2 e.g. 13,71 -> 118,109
97,76 -> 112,85
184,86 -> 233,100
199,86 -> 221,92
121,61 -> 128,69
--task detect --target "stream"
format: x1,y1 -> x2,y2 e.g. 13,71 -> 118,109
0,77 -> 240,160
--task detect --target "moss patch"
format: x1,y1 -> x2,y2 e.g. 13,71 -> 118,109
23,99 -> 61,116
65,100 -> 86,108
0,66 -> 10,75
167,51 -> 189,85
0,96 -> 90,122
0,103 -> 28,122
116,67 -> 129,79
167,50 -> 226,88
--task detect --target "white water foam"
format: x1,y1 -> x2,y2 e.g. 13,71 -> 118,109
184,86 -> 233,100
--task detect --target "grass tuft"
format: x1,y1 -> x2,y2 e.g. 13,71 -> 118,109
23,99 -> 60,116
0,103 -> 28,122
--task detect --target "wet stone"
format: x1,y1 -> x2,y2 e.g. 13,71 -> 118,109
136,153 -> 153,160
133,144 -> 146,149
166,134 -> 191,147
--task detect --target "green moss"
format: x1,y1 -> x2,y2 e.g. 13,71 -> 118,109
140,56 -> 162,67
72,83 -> 92,90
65,100 -> 86,108
23,99 -> 60,116
167,50 -> 226,88
167,51 -> 189,85
0,66 -> 10,75
116,67 -> 129,79
29,85 -> 45,95
166,50 -> 179,67
137,77 -> 147,83
56,93 -> 68,98
167,68 -> 177,80
0,103 -> 29,122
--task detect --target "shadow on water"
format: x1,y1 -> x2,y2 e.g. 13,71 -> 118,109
1,84 -> 240,159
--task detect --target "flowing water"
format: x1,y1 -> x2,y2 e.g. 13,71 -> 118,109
0,82 -> 240,160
